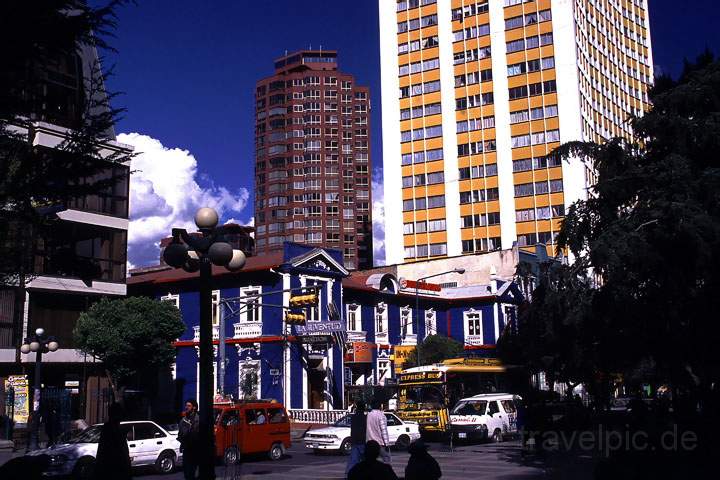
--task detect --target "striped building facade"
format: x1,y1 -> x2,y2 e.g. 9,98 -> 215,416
380,0 -> 653,265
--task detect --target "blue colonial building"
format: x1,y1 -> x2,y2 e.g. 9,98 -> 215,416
128,242 -> 527,415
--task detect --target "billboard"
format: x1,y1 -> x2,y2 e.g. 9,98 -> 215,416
4,375 -> 30,424
393,346 -> 416,373
344,342 -> 373,363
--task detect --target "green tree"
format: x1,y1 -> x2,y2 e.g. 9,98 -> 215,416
499,54 -> 720,410
403,334 -> 464,369
74,297 -> 185,400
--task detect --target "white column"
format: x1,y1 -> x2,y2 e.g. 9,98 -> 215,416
281,273 -> 292,407
437,0 -> 462,257
552,0 -> 587,211
379,0 -> 404,265
489,0 -> 517,249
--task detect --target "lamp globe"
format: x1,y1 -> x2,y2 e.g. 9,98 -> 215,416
208,242 -> 233,266
194,207 -> 219,229
163,243 -> 189,268
227,250 -> 246,271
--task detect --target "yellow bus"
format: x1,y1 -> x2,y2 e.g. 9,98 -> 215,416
396,358 -> 514,433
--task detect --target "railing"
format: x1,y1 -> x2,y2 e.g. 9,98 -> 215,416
233,322 -> 263,339
401,334 -> 418,346
289,408 -> 349,424
193,325 -> 220,342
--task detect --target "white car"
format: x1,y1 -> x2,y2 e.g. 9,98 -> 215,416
304,412 -> 421,455
449,393 -> 520,443
27,420 -> 181,479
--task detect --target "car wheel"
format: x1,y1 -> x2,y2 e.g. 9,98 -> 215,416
155,451 -> 176,474
492,428 -> 503,443
72,457 -> 95,480
395,434 -> 411,450
339,438 -> 352,455
224,446 -> 240,465
268,442 -> 284,461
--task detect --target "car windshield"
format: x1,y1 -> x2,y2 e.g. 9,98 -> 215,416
67,426 -> 102,444
332,415 -> 352,427
451,400 -> 488,415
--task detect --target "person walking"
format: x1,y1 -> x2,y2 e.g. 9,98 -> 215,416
345,400 -> 367,478
404,439 -> 441,480
178,399 -> 200,480
347,440 -> 398,480
366,399 -> 391,463
94,402 -> 131,480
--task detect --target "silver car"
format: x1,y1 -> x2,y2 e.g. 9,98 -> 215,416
27,420 -> 181,479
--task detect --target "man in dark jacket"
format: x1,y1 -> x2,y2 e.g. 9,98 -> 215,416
178,399 -> 200,480
348,440 -> 398,480
405,439 -> 441,480
345,400 -> 367,478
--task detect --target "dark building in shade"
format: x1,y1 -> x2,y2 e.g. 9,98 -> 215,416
254,50 -> 372,270
0,43 -> 131,423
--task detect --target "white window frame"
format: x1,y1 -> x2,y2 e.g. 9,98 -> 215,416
424,308 -> 437,338
464,309 -> 483,345
400,306 -> 413,336
160,293 -> 180,309
300,275 -> 325,322
346,303 -> 361,332
377,358 -> 391,385
211,290 -> 221,326
375,303 -> 388,333
240,286 -> 262,323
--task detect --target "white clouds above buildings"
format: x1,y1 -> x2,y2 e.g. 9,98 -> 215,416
119,133 -> 251,269
372,167 -> 386,266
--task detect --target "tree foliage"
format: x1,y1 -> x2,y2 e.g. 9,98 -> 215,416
403,334 -> 464,369
74,297 -> 185,395
499,54 -> 720,405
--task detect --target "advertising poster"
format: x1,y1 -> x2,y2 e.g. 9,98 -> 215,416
4,375 -> 30,425
393,346 -> 416,373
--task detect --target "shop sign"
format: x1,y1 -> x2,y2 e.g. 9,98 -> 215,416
344,341 -> 373,363
393,346 -> 416,373
4,375 -> 29,424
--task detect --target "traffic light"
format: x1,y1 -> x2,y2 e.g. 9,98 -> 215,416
289,293 -> 319,308
285,312 -> 306,325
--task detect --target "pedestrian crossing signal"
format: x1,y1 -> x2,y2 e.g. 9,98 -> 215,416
285,312 -> 306,325
289,293 -> 318,308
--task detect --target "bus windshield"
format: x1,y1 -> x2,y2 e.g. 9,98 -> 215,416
399,386 -> 445,410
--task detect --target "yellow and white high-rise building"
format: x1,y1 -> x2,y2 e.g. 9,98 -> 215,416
379,0 -> 653,264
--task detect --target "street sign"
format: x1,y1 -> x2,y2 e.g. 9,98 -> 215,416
295,321 -> 343,335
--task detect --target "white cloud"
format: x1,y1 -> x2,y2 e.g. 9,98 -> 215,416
119,133 -> 251,268
372,167 -> 386,266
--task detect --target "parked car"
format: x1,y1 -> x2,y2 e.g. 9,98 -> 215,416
26,420 -> 180,479
303,412 -> 420,455
449,393 -> 521,442
214,400 -> 291,465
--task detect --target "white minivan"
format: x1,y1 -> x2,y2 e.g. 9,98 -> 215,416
449,393 -> 520,442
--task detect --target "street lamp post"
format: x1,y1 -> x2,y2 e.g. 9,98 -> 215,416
20,327 -> 59,451
414,268 -> 465,367
163,207 -> 246,480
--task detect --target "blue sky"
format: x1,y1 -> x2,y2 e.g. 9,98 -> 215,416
106,0 -> 720,267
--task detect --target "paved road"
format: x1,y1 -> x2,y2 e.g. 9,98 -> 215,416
132,439 -> 548,480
